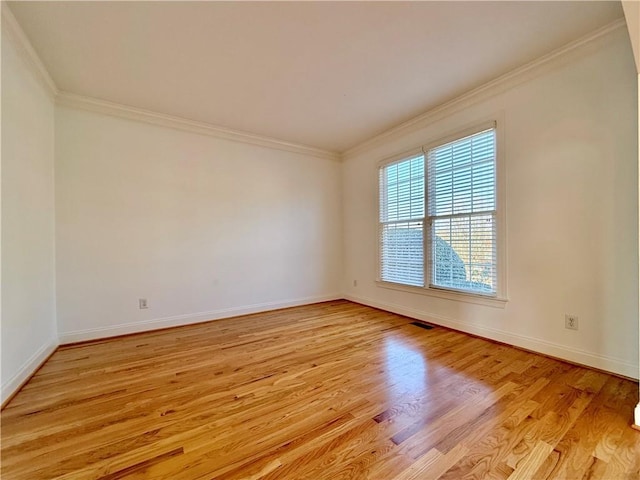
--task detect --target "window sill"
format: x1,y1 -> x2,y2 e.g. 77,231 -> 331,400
376,281 -> 508,308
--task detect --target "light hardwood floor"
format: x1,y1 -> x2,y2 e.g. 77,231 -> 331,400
1,300 -> 639,479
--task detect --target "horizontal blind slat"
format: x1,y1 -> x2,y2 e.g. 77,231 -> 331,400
427,128 -> 497,295
380,153 -> 426,287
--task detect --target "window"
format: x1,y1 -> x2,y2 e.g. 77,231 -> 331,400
379,154 -> 425,287
379,124 -> 502,300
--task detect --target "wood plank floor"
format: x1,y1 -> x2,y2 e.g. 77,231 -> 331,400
2,300 -> 639,479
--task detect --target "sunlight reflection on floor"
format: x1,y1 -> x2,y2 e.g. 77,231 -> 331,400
383,336 -> 428,400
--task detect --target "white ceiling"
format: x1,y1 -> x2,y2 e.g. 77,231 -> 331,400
8,1 -> 624,153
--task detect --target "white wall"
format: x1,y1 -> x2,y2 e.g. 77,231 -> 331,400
1,27 -> 58,403
623,1 -> 639,71
55,107 -> 342,342
623,0 -> 640,426
343,27 -> 639,378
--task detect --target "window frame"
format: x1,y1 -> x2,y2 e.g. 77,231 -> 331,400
376,117 -> 507,308
377,147 -> 426,287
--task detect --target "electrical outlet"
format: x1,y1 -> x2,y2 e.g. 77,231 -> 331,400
139,298 -> 148,309
565,314 -> 578,330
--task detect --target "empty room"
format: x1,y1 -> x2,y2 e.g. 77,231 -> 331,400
2,1 -> 640,479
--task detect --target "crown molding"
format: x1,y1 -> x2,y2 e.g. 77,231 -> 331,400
1,1 -> 625,162
1,2 -> 58,98
342,18 -> 628,159
2,1 -> 338,161
56,92 -> 341,161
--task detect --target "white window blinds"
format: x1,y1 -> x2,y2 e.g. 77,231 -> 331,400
427,128 -> 497,295
379,154 -> 425,287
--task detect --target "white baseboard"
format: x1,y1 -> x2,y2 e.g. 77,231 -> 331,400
59,293 -> 342,344
1,336 -> 58,406
634,403 -> 640,429
345,293 -> 639,380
